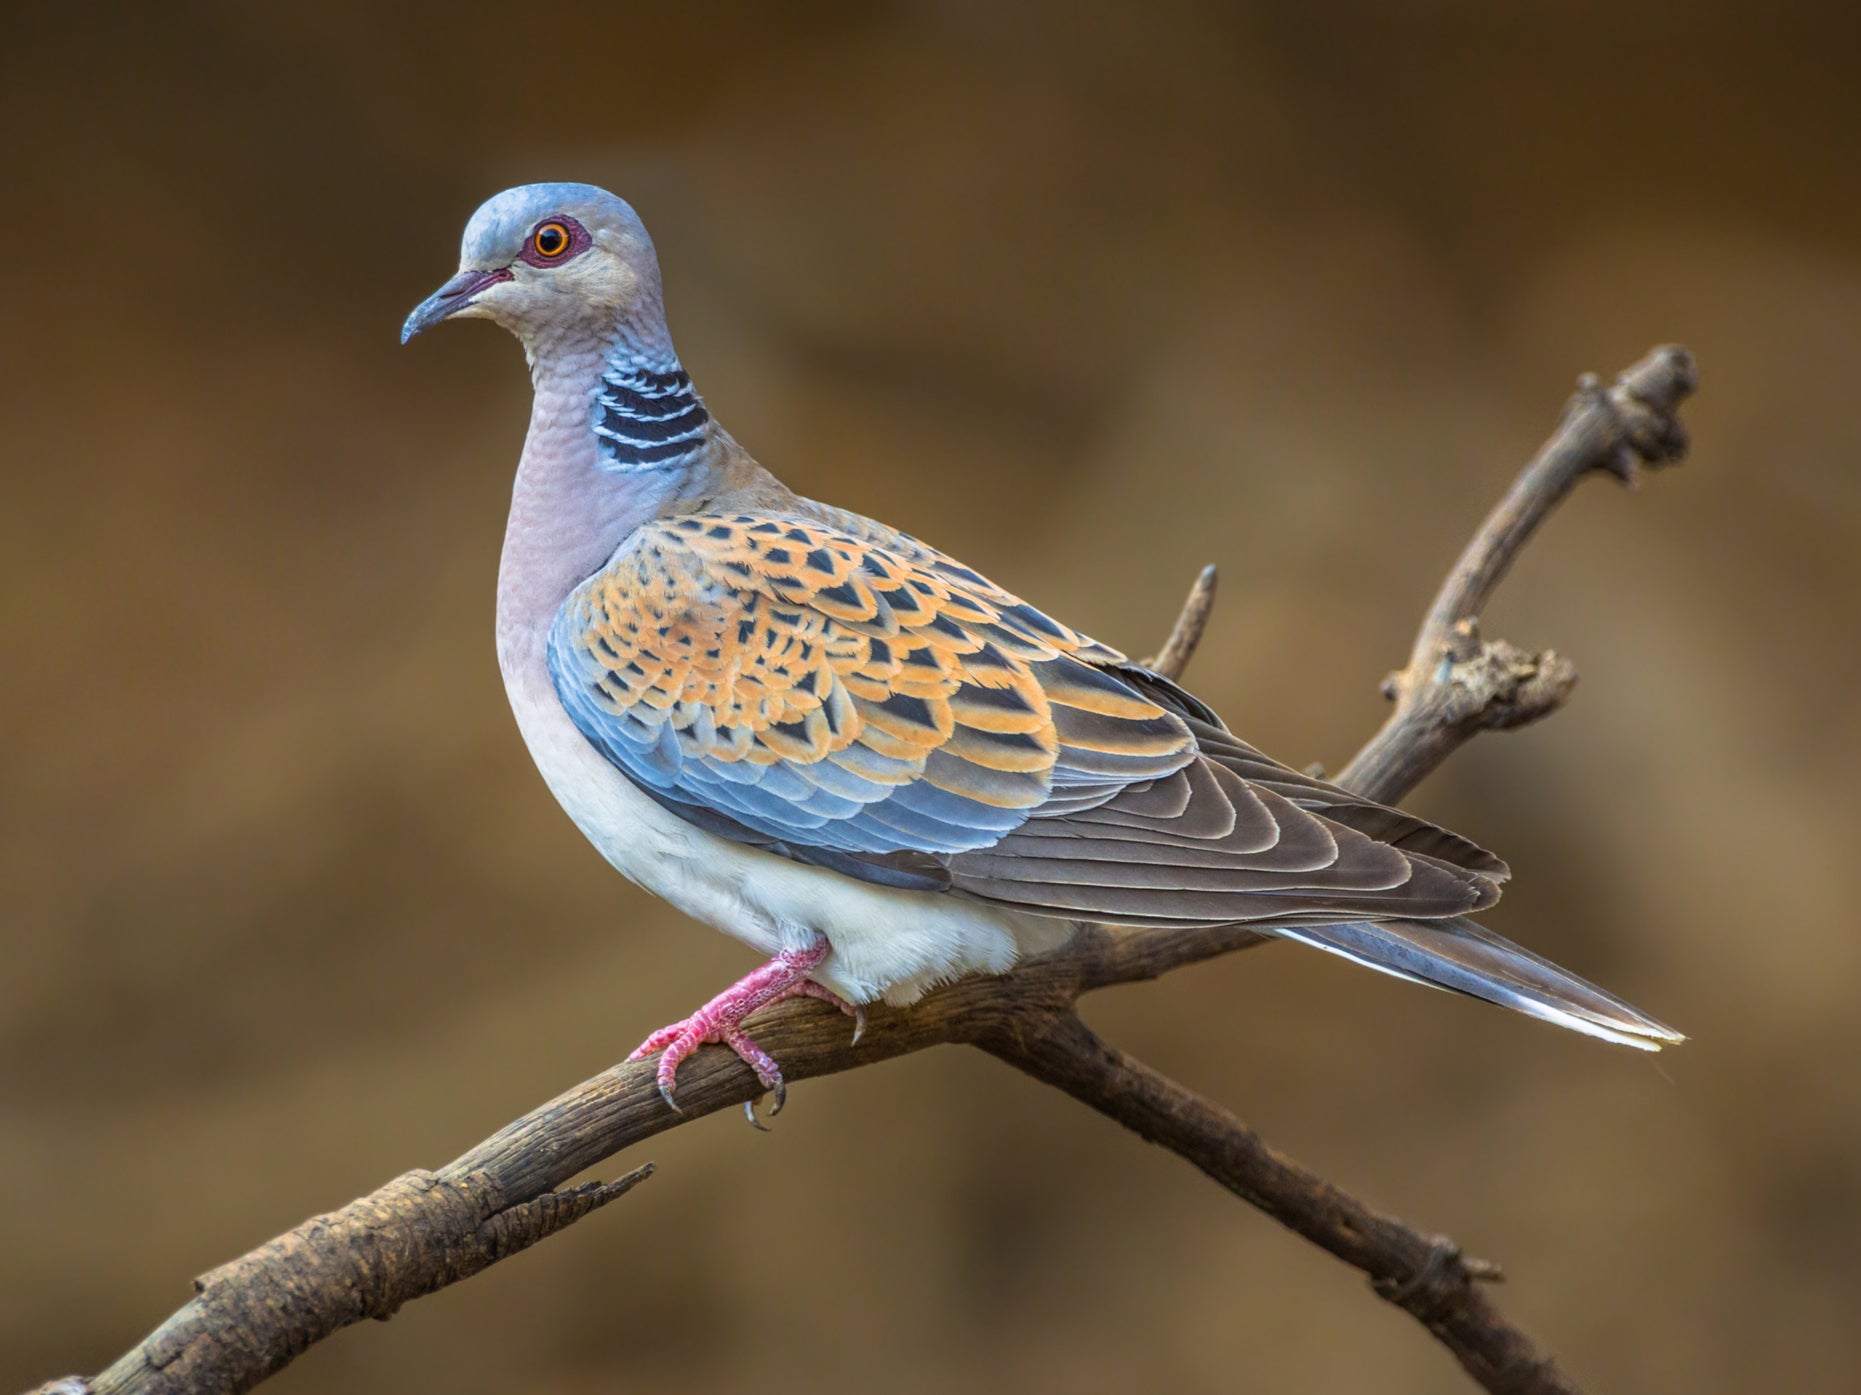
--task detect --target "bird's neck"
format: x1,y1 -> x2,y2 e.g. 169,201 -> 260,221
589,310 -> 713,475
495,315 -> 719,683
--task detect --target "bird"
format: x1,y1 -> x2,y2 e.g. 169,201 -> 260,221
402,182 -> 1681,1121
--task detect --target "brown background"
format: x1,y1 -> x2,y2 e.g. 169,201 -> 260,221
4,3 -> 1858,1392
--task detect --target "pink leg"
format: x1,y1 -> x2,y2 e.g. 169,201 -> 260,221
627,939 -> 864,1125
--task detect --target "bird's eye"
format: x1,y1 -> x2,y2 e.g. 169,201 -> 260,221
532,222 -> 571,259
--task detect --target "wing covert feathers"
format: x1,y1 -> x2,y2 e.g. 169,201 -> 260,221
549,512 -> 1192,880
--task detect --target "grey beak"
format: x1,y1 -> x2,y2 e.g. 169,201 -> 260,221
401,267 -> 512,343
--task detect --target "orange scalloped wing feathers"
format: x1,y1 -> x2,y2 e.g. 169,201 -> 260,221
548,513 -> 1196,885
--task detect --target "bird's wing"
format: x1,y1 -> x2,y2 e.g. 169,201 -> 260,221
549,511 -> 1498,922
1103,663 -> 1511,882
548,510 -> 1189,888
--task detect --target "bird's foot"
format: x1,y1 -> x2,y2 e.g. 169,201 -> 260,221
626,939 -> 864,1127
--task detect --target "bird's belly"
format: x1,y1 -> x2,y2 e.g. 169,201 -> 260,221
503,664 -> 1069,1003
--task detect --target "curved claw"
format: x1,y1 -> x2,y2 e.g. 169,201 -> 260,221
741,1072 -> 787,1130
658,1079 -> 684,1114
851,1003 -> 868,1047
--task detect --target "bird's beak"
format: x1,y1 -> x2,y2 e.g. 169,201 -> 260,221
400,267 -> 513,344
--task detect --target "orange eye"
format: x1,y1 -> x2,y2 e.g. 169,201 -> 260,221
533,222 -> 571,258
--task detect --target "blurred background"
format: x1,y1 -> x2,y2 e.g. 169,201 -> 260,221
4,2 -> 1858,1391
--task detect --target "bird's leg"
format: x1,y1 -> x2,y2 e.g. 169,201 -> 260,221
627,937 -> 863,1124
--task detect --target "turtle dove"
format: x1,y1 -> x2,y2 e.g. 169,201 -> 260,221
402,183 -> 1681,1120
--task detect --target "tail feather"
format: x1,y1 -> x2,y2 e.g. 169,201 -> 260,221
1272,917 -> 1684,1051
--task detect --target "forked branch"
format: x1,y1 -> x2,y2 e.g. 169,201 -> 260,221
1338,346 -> 1695,802
29,347 -> 1695,1395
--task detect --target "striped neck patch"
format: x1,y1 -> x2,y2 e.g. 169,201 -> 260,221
591,357 -> 711,473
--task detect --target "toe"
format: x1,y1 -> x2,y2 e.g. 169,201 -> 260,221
720,1025 -> 789,1124
628,1021 -> 686,1061
720,1025 -> 783,1091
650,1024 -> 708,1111
789,982 -> 867,1045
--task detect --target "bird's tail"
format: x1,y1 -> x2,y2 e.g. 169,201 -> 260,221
1271,917 -> 1683,1050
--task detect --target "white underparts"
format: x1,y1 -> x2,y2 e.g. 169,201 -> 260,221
504,655 -> 1071,1004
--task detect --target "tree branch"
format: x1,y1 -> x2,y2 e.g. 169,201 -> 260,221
1337,345 -> 1696,802
1143,562 -> 1218,678
980,1014 -> 1574,1395
28,347 -> 1694,1395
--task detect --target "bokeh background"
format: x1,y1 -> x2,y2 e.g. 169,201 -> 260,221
5,2 -> 1859,1391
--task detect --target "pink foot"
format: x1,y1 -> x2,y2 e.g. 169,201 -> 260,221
627,939 -> 865,1127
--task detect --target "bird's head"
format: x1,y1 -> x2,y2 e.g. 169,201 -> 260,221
401,182 -> 663,350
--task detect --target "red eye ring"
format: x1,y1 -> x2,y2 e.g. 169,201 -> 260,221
532,221 -> 571,258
